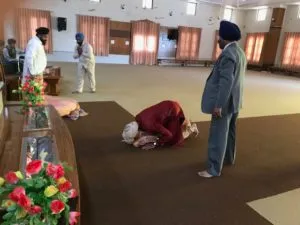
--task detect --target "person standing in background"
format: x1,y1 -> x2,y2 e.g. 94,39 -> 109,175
73,32 -> 96,94
198,21 -> 247,178
2,38 -> 19,74
22,27 -> 49,82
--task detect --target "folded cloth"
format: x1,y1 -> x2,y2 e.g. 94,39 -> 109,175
68,108 -> 89,121
45,95 -> 88,120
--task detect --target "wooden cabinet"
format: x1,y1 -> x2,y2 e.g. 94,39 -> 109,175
0,105 -> 80,224
110,21 -> 131,55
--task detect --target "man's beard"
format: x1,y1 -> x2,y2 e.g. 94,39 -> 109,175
39,37 -> 47,46
77,41 -> 83,46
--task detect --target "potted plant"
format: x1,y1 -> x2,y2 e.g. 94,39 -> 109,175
0,160 -> 80,225
13,75 -> 47,114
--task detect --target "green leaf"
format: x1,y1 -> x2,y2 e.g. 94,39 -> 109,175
2,212 -> 14,220
15,207 -> 27,219
64,204 -> 70,225
30,216 -> 34,225
7,204 -> 17,212
62,162 -> 74,172
35,179 -> 45,189
23,179 -> 34,187
57,193 -> 68,202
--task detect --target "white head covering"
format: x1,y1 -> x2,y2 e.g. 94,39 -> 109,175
122,121 -> 139,144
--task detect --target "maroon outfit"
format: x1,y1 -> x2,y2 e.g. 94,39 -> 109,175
135,100 -> 186,146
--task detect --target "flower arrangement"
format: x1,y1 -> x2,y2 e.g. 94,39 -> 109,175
13,75 -> 47,113
0,160 -> 80,225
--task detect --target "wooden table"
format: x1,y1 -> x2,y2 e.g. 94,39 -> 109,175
0,105 -> 80,224
4,66 -> 61,101
44,66 -> 61,96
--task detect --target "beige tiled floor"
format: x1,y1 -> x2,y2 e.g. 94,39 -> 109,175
53,62 -> 300,122
248,189 -> 300,225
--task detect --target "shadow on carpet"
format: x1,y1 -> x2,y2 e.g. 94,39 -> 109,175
65,101 -> 300,225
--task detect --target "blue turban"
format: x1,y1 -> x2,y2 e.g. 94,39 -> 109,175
75,32 -> 85,41
219,21 -> 241,42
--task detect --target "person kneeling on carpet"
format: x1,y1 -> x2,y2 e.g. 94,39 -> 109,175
122,100 -> 199,150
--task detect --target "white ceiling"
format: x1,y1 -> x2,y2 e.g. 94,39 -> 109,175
196,0 -> 300,7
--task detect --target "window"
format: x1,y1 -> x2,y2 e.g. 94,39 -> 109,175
131,20 -> 159,65
223,7 -> 233,21
176,26 -> 201,60
143,0 -> 153,9
186,1 -> 197,16
257,8 -> 268,21
245,33 -> 266,64
281,32 -> 300,70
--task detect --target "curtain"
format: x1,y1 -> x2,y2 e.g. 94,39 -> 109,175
130,20 -> 159,65
212,30 -> 222,61
244,32 -> 266,65
15,8 -> 53,53
176,26 -> 201,60
77,15 -> 110,56
281,32 -> 300,70
0,19 -> 4,42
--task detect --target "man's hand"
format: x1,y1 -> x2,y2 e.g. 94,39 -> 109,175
213,108 -> 222,118
77,47 -> 83,55
142,142 -> 157,150
134,136 -> 158,147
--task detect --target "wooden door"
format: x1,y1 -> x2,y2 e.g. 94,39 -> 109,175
262,28 -> 281,66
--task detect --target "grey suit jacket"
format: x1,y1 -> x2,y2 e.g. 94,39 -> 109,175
201,42 -> 247,115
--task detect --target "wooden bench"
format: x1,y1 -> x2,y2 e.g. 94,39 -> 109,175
269,66 -> 300,77
157,58 -> 213,67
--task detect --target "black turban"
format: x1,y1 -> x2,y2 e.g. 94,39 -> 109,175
36,27 -> 50,35
219,20 -> 241,42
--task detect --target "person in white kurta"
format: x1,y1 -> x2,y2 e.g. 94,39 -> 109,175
22,27 -> 49,83
73,32 -> 96,94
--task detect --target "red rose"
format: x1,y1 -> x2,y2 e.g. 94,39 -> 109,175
46,163 -> 65,179
68,189 -> 78,199
26,160 -> 42,175
29,205 -> 42,215
17,194 -> 31,209
9,187 -> 26,202
50,200 -> 65,214
5,171 -> 19,184
58,180 -> 72,193
69,211 -> 80,225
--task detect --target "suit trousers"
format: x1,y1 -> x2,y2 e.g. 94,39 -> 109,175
207,112 -> 238,176
76,63 -> 96,93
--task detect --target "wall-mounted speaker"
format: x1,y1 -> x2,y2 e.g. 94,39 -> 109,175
57,17 -> 67,32
167,29 -> 178,41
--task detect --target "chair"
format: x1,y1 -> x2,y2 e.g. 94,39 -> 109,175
0,60 -> 22,101
0,61 -> 7,103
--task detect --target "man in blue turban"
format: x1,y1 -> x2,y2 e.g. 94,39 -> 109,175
198,20 -> 247,178
73,32 -> 96,94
